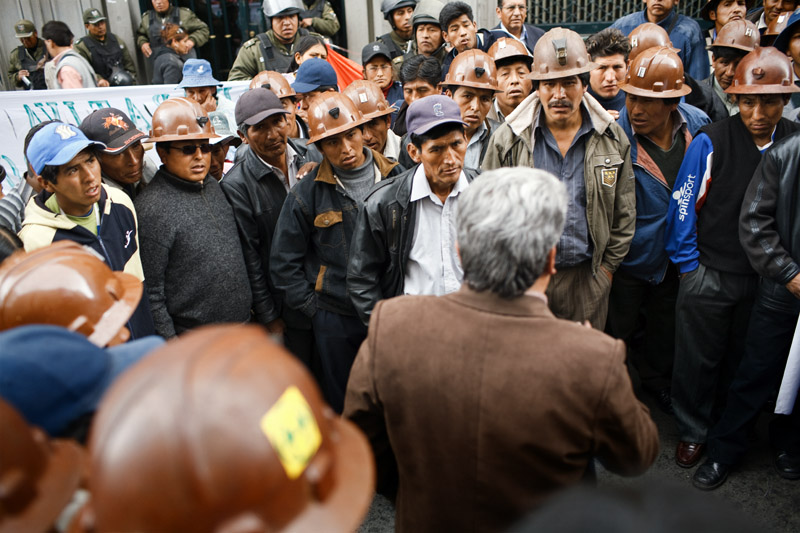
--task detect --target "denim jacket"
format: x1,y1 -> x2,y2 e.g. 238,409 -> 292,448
269,149 -> 402,317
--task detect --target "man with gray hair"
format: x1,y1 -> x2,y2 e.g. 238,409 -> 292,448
344,167 -> 659,532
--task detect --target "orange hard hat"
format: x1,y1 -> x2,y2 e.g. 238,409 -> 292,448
250,70 -> 297,98
147,97 -> 220,143
529,27 -> 597,80
306,91 -> 369,144
488,37 -> 532,67
619,46 -> 692,98
443,49 -> 499,90
628,23 -> 678,66
711,19 -> 759,52
343,80 -> 395,120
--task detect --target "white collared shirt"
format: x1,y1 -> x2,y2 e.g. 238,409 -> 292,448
404,165 -> 469,296
256,143 -> 300,191
499,22 -> 527,45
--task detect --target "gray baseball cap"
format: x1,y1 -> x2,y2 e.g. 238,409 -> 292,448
405,95 -> 465,136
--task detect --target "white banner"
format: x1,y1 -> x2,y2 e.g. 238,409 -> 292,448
776,314 -> 800,415
0,82 -> 250,192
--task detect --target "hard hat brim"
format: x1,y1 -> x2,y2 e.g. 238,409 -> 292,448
619,83 -> 692,98
87,271 -> 142,348
307,115 -> 371,145
526,62 -> 599,81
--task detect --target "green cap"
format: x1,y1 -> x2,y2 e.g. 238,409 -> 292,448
14,20 -> 35,38
83,8 -> 106,24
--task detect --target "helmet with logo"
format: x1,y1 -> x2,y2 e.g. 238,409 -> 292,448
343,80 -> 395,121
147,97 -> 219,143
381,0 -> 418,21
765,10 -> 794,37
412,0 -> 444,28
0,399 -> 85,533
628,23 -> 677,66
249,70 -> 297,98
528,27 -> 598,81
443,49 -> 499,91
726,46 -> 800,94
262,0 -> 303,18
710,19 -> 759,52
306,92 -> 369,144
80,325 -> 374,533
488,37 -> 533,68
0,241 -> 142,347
619,46 -> 691,98
108,65 -> 135,87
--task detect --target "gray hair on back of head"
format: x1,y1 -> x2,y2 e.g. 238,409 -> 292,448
457,167 -> 567,299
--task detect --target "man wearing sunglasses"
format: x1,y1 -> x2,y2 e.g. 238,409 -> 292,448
134,97 -> 252,338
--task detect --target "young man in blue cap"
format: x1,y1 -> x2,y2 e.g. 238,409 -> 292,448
291,57 -> 339,123
270,91 -> 403,413
19,122 -> 155,340
348,94 -> 478,325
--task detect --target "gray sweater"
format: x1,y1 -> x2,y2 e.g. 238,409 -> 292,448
134,168 -> 252,337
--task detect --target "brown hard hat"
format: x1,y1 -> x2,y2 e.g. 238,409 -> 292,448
147,97 -> 220,143
343,80 -> 395,121
529,27 -> 597,81
0,241 -> 142,347
711,19 -> 759,52
619,46 -> 692,98
249,70 -> 297,98
0,398 -> 84,533
726,46 -> 800,94
82,325 -> 375,533
443,49 -> 499,90
764,10 -> 793,36
628,23 -> 679,66
488,37 -> 532,67
306,91 -> 369,144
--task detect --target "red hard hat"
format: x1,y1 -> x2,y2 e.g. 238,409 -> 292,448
82,325 -> 375,533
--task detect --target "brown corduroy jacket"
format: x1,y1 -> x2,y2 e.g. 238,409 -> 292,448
344,285 -> 659,533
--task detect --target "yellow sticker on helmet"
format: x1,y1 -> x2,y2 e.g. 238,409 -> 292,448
260,386 -> 322,479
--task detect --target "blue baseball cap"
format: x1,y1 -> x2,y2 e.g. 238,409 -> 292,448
291,58 -> 339,93
178,59 -> 222,89
26,122 -> 105,175
0,325 -> 163,437
406,95 -> 466,136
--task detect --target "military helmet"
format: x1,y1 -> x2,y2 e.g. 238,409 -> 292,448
381,0 -> 418,20
619,46 -> 692,98
262,0 -> 303,18
528,27 -> 598,81
109,65 -> 135,87
147,97 -> 220,143
725,46 -> 800,94
82,325 -> 375,533
412,0 -> 444,28
0,241 -> 141,347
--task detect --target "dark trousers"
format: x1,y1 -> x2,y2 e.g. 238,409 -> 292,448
671,263 -> 758,442
708,282 -> 800,464
312,308 -> 367,414
606,264 -> 679,392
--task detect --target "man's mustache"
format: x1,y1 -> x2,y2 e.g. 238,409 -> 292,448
548,99 -> 573,109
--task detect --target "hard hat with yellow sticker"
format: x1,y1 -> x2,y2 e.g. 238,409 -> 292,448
79,324 -> 375,533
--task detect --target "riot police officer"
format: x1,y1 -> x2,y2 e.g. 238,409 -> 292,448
75,8 -> 137,87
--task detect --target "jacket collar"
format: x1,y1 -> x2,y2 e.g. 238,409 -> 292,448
447,284 -> 555,318
157,166 -> 209,191
314,148 -> 399,185
243,137 -> 308,182
505,90 -> 615,139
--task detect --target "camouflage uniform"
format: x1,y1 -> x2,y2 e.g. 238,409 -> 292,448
8,39 -> 47,89
74,33 -> 137,83
300,0 -> 340,38
136,6 -> 210,51
228,29 -> 318,81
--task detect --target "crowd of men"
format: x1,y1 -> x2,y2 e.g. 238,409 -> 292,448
1,0 -> 800,531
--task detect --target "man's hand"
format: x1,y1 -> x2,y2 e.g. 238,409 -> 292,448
786,273 -> 800,299
300,18 -> 313,28
184,39 -> 195,51
141,42 -> 152,58
297,161 -> 319,180
97,78 -> 110,88
266,318 -> 286,335
17,69 -> 29,81
608,109 -> 620,120
600,266 -> 613,282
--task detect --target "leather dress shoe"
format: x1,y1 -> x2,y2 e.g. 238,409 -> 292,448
692,459 -> 731,490
774,450 -> 800,480
648,388 -> 673,414
676,441 -> 704,468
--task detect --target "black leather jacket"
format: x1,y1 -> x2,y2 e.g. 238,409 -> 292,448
740,130 -> 800,310
220,137 -> 320,326
348,165 -> 480,324
270,150 -> 403,318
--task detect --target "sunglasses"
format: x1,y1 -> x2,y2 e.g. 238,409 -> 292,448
168,143 -> 213,155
